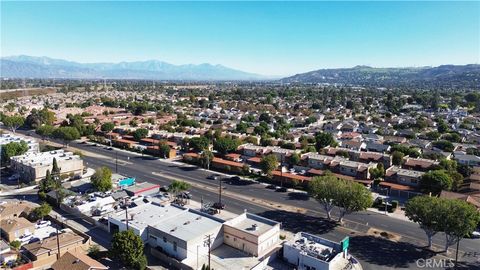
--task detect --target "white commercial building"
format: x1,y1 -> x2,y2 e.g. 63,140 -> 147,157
10,150 -> 84,182
223,212 -> 281,257
108,202 -> 224,264
0,133 -> 39,154
284,232 -> 358,270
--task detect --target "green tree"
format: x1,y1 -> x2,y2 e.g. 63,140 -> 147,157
10,240 -> 21,250
439,199 -> 480,252
420,170 -> 453,195
260,154 -> 279,178
91,166 -> 113,192
31,203 -> 52,221
189,136 -> 210,152
315,132 -> 336,151
200,150 -> 214,170
25,107 -> 56,128
213,137 -> 240,156
3,115 -> 25,133
110,230 -> 147,270
369,163 -> 385,180
289,152 -> 301,166
392,151 -> 405,166
405,196 -> 442,249
336,182 -> 373,223
1,141 -> 29,164
158,141 -> 171,158
432,140 -> 455,152
101,122 -> 115,133
308,174 -> 344,220
36,125 -> 55,140
53,126 -> 81,145
133,128 -> 149,141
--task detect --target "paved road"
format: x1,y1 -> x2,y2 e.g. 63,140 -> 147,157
8,130 -> 480,269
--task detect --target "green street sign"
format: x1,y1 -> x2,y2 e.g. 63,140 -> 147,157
342,236 -> 349,251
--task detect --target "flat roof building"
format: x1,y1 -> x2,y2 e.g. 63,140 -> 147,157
284,232 -> 358,270
223,211 -> 281,257
0,133 -> 39,154
108,202 -> 224,264
10,150 -> 84,182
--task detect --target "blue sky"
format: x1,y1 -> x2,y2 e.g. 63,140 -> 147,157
1,1 -> 479,76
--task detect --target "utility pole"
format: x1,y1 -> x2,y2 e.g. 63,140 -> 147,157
203,234 -> 211,269
125,197 -> 129,230
55,215 -> 61,259
218,178 -> 222,206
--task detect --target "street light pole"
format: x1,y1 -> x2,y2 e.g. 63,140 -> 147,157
454,239 -> 460,270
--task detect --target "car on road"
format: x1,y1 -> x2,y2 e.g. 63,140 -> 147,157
28,237 -> 40,244
275,187 -> 288,192
266,184 -> 277,190
203,207 -> 220,215
35,220 -> 51,229
230,176 -> 240,181
207,174 -> 220,180
177,191 -> 192,199
469,231 -> 480,239
17,233 -> 33,243
106,147 -> 113,150
212,202 -> 226,209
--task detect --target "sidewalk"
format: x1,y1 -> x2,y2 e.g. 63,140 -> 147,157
367,207 -> 412,222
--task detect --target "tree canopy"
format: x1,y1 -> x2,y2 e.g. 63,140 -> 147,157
1,141 -> 29,164
420,170 -> 453,195
213,137 -> 240,156
110,230 -> 147,270
91,166 -> 113,192
3,115 -> 25,133
260,154 -> 279,178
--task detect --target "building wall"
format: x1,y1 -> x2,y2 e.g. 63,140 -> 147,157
148,224 -> 223,262
283,244 -> 330,270
12,158 -> 83,183
1,225 -> 34,242
223,226 -> 260,256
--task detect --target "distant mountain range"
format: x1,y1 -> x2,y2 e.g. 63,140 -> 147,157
0,55 -> 267,81
2,55 -> 479,87
281,65 -> 480,88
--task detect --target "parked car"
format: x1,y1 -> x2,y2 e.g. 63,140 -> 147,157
470,231 -> 480,239
266,184 -> 277,190
17,233 -> 33,243
276,187 -> 288,192
230,176 -> 241,181
28,237 -> 40,244
212,202 -> 226,209
35,220 -> 51,229
205,207 -> 220,215
160,186 -> 169,192
207,174 -> 220,180
177,191 -> 192,199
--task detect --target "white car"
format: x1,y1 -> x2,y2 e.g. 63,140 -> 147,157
35,220 -> 51,229
471,231 -> 480,239
17,233 -> 33,243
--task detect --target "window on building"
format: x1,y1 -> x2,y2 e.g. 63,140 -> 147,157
173,241 -> 177,252
163,237 -> 167,243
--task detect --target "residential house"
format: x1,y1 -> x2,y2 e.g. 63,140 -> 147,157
51,250 -> 108,270
0,217 -> 35,242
